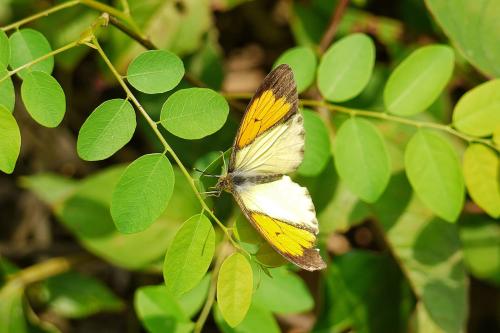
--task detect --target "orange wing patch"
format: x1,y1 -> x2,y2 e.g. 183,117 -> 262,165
236,90 -> 291,149
251,212 -> 315,256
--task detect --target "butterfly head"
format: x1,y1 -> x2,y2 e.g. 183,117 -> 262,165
215,174 -> 234,193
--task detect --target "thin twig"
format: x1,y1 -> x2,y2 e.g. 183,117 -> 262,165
318,0 -> 350,54
108,15 -> 156,50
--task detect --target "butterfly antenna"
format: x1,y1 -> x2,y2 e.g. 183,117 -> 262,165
193,168 -> 221,178
219,151 -> 228,174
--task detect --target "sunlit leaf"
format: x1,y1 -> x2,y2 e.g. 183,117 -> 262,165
77,99 -> 136,161
462,144 -> 500,218
452,79 -> 500,137
459,217 -> 500,285
214,303 -> 280,333
274,46 -> 316,93
217,253 -> 253,327
0,284 -> 28,333
333,117 -> 391,203
21,71 -> 65,127
253,266 -> 313,314
425,0 -> 500,77
111,154 -> 175,233
134,285 -> 193,333
298,109 -> 331,177
163,214 -> 215,296
0,105 -> 21,174
160,88 -> 229,139
127,50 -> 184,94
384,45 -> 454,116
43,272 -> 123,318
318,33 -> 375,102
0,68 -> 15,112
0,30 -> 9,68
178,274 -> 210,318
8,29 -> 53,79
405,129 -> 464,222
372,173 -> 468,333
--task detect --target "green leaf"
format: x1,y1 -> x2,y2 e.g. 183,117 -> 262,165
0,284 -> 28,333
314,251 -> 413,333
178,274 -> 211,318
217,253 -> 253,327
163,214 -> 215,296
127,50 -> 185,94
372,173 -> 468,333
459,217 -> 500,285
0,30 -> 9,68
494,125 -> 500,149
111,154 -> 175,233
134,285 -> 194,333
77,99 -> 136,161
404,129 -> 465,222
160,88 -> 229,139
8,29 -> 54,79
0,105 -> 21,174
43,272 -> 123,318
214,303 -> 281,333
462,144 -> 500,218
384,45 -> 454,116
425,0 -> 500,77
274,46 -> 317,93
19,174 -> 77,205
255,243 -> 287,268
452,79 -> 500,137
333,117 -> 391,203
0,68 -> 15,112
253,266 -> 313,314
297,109 -> 331,177
20,71 -> 66,127
317,33 -> 375,102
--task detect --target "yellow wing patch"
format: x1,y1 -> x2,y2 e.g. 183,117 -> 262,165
236,90 -> 291,149
251,212 -> 315,257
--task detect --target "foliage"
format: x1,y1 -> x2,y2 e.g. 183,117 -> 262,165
0,0 -> 499,333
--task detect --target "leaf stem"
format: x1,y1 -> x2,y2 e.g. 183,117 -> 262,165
0,40 -> 80,83
90,36 -> 239,244
6,255 -> 90,287
1,0 -> 81,31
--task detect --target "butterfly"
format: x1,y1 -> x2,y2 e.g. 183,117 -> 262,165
215,64 -> 326,271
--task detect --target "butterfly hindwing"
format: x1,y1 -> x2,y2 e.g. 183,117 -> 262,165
234,176 -> 325,271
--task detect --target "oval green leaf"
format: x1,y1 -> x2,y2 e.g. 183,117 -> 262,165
384,45 -> 454,116
217,253 -> 253,327
21,71 -> 66,127
333,117 -> 391,203
298,109 -> 331,176
127,50 -> 185,94
134,285 -> 193,333
111,153 -> 175,233
44,271 -> 123,318
318,33 -> 375,102
8,29 -> 54,79
425,0 -> 500,77
463,144 -> 500,218
404,129 -> 465,222
452,79 -> 500,137
253,267 -> 313,314
161,88 -> 229,139
0,68 -> 15,112
163,214 -> 215,296
77,99 -> 136,161
274,46 -> 316,93
0,106 -> 21,174
0,30 -> 9,69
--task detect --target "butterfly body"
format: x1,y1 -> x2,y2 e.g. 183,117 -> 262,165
217,64 -> 326,271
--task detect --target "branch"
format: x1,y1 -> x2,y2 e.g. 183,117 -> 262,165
318,0 -> 350,54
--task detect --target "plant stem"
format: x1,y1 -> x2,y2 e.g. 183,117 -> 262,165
90,37 -> 240,243
79,0 -> 141,35
0,40 -> 80,83
194,238 -> 231,333
7,255 -> 90,286
1,0 -> 81,31
300,99 -> 498,151
318,0 -> 350,53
